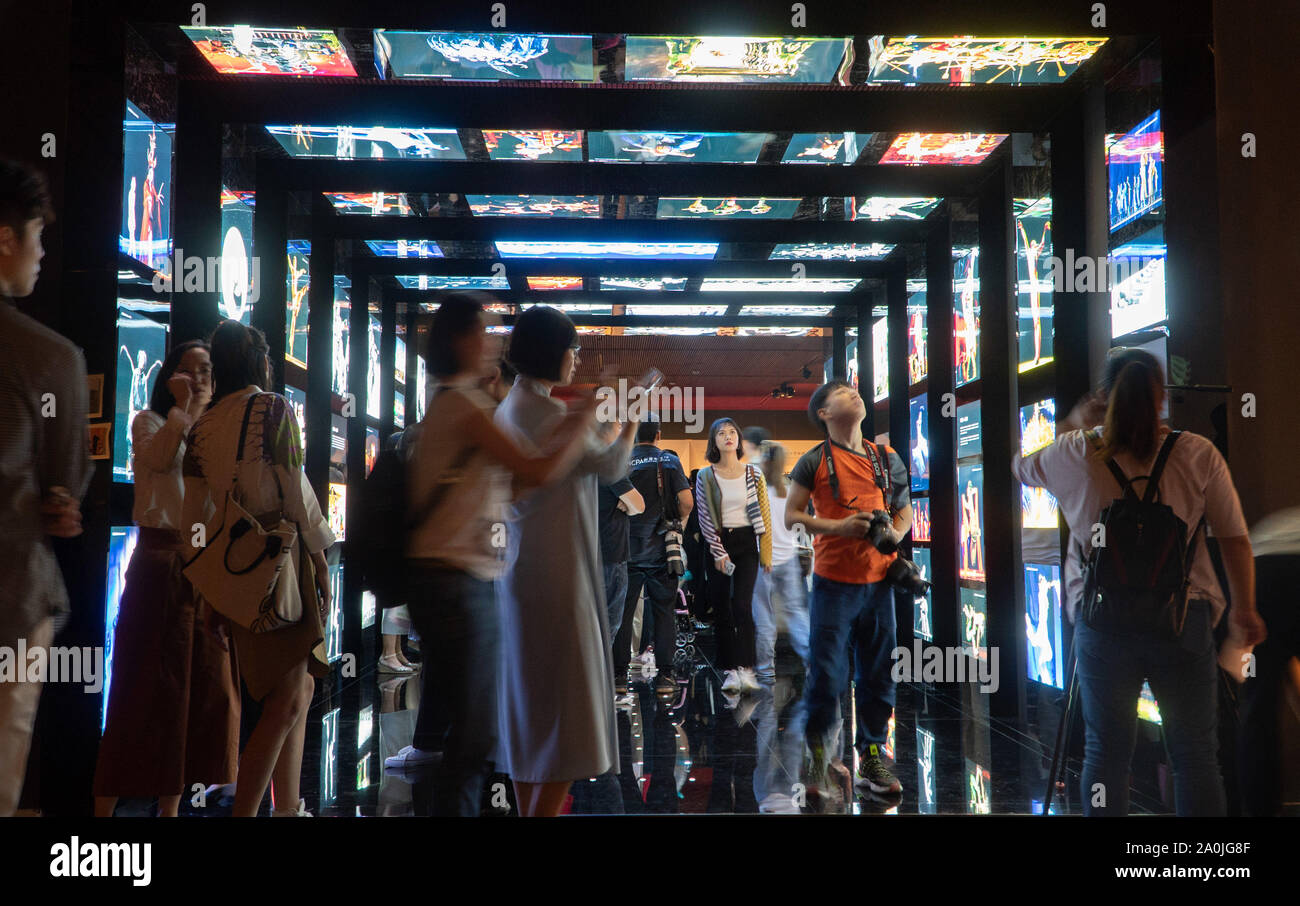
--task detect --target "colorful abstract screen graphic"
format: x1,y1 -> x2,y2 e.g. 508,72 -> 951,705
483,130 -> 584,162
782,133 -> 862,164
879,132 -> 1006,165
466,195 -> 602,217
182,26 -> 357,76
770,242 -> 895,261
856,196 -> 942,221
496,241 -> 719,259
588,132 -> 773,163
866,36 -> 1105,85
624,36 -> 851,83
266,126 -> 465,160
657,197 -> 800,219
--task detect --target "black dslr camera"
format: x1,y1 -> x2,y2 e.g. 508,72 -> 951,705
864,509 -> 931,598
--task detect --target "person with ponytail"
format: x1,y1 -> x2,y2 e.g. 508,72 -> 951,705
1014,347 -> 1266,816
182,320 -> 334,817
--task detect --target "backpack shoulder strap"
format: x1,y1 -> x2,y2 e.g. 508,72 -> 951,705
1087,429 -> 1140,502
1142,431 -> 1182,504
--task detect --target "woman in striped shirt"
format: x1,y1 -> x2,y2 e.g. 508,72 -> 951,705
695,418 -> 772,695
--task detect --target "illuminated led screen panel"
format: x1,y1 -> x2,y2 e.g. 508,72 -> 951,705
1025,562 -> 1065,688
599,277 -> 687,291
954,247 -> 981,387
1016,196 -> 1055,371
525,276 -> 584,291
700,278 -> 858,292
866,36 -> 1106,85
1020,399 -> 1060,530
588,131 -> 773,163
266,125 -> 465,159
104,526 -> 139,729
957,401 -> 982,459
856,196 -> 942,221
182,27 -> 357,76
466,195 -> 602,217
121,101 -> 173,270
219,189 -> 255,324
907,304 -> 927,384
657,197 -> 800,218
374,31 -> 595,80
879,132 -> 1006,165
909,395 -> 929,492
624,35 -> 851,83
482,130 -> 583,162
1110,254 -> 1167,337
395,275 -> 510,290
624,304 -> 726,316
115,307 -> 168,482
496,241 -> 719,259
737,305 -> 834,316
1107,111 -> 1163,231
770,242 -> 894,260
960,587 -> 988,658
912,497 -> 931,543
324,192 -> 413,215
912,546 -> 933,642
363,240 -> 444,257
782,133 -> 863,164
958,462 -> 986,582
872,318 -> 889,402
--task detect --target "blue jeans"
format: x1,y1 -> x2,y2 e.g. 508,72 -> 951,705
803,574 -> 897,750
602,560 -> 628,639
753,558 -> 811,679
1075,600 -> 1225,816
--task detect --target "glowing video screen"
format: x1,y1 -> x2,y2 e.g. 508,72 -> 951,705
954,247 -> 980,387
182,26 -> 357,77
1016,197 -> 1054,371
266,125 -> 465,159
872,318 -> 888,403
286,242 -> 310,367
103,526 -> 139,729
879,132 -> 1006,165
912,546 -> 933,642
909,395 -> 929,492
782,133 -> 862,164
373,31 -> 595,80
526,276 -> 584,291
907,303 -> 927,384
588,131 -> 773,163
115,307 -> 168,483
856,196 -> 942,221
363,240 -> 443,258
1020,399 -> 1060,530
121,101 -> 173,270
770,242 -> 894,261
958,463 -> 985,582
218,189 -> 255,324
599,276 -> 687,292
324,193 -> 412,216
496,240 -> 718,259
624,35 -> 851,83
866,36 -> 1106,85
957,401 -> 982,460
657,197 -> 800,218
366,315 -> 382,419
1110,254 -> 1166,337
911,497 -> 931,543
1108,110 -> 1163,231
467,195 -> 601,217
394,275 -> 510,290
482,130 -> 584,162
701,277 -> 859,292
1025,563 -> 1065,688
960,587 -> 988,660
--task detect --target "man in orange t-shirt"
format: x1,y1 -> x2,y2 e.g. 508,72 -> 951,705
787,379 -> 912,797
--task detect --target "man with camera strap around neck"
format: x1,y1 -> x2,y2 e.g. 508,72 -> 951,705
786,379 -> 914,798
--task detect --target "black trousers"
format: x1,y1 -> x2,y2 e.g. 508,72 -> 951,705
706,526 -> 760,670
1237,553 -> 1300,816
614,561 -> 679,679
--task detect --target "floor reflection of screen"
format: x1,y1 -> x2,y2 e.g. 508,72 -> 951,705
917,727 -> 936,814
1138,680 -> 1162,724
326,560 -> 344,663
960,587 -> 987,659
958,463 -> 985,581
320,707 -> 339,808
912,546 -> 933,642
103,526 -> 139,731
909,396 -> 929,492
1025,563 -> 1064,688
965,757 -> 991,814
115,307 -> 168,483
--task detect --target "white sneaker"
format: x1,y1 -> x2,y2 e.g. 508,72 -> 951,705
384,745 -> 437,771
721,670 -> 742,694
759,792 -> 801,815
738,668 -> 762,694
271,798 -> 313,817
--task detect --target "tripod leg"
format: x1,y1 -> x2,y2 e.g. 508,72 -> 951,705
1042,650 -> 1079,815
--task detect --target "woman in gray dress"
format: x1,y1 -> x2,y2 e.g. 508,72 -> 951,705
495,306 -> 640,816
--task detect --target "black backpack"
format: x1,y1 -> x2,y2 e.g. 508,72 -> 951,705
1079,431 -> 1206,638
355,430 -> 413,607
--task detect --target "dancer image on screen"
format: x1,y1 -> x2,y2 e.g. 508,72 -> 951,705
786,379 -> 912,798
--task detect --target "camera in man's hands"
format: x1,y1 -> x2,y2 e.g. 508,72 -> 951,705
866,509 -> 899,555
885,555 -> 931,598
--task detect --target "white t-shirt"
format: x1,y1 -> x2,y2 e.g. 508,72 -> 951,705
717,473 -> 749,528
1012,426 -> 1247,624
130,408 -> 194,529
767,493 -> 797,565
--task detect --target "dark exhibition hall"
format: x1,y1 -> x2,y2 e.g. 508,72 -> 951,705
0,0 -> 1296,890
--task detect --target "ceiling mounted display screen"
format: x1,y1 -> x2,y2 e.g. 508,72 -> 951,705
363,240 -> 443,258
782,133 -> 863,164
657,197 -> 801,219
599,277 -> 688,291
624,35 -> 851,83
770,242 -> 895,261
866,36 -> 1106,85
525,276 -> 584,291
588,131 -> 774,163
374,31 -> 595,80
495,241 -> 719,259
701,278 -> 859,292
878,132 -> 1007,165
324,192 -> 413,215
482,130 -> 584,162
624,304 -> 727,316
738,304 -> 834,316
265,126 -> 466,159
182,26 -> 358,76
396,275 -> 510,290
855,196 -> 942,221
466,195 -> 602,217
